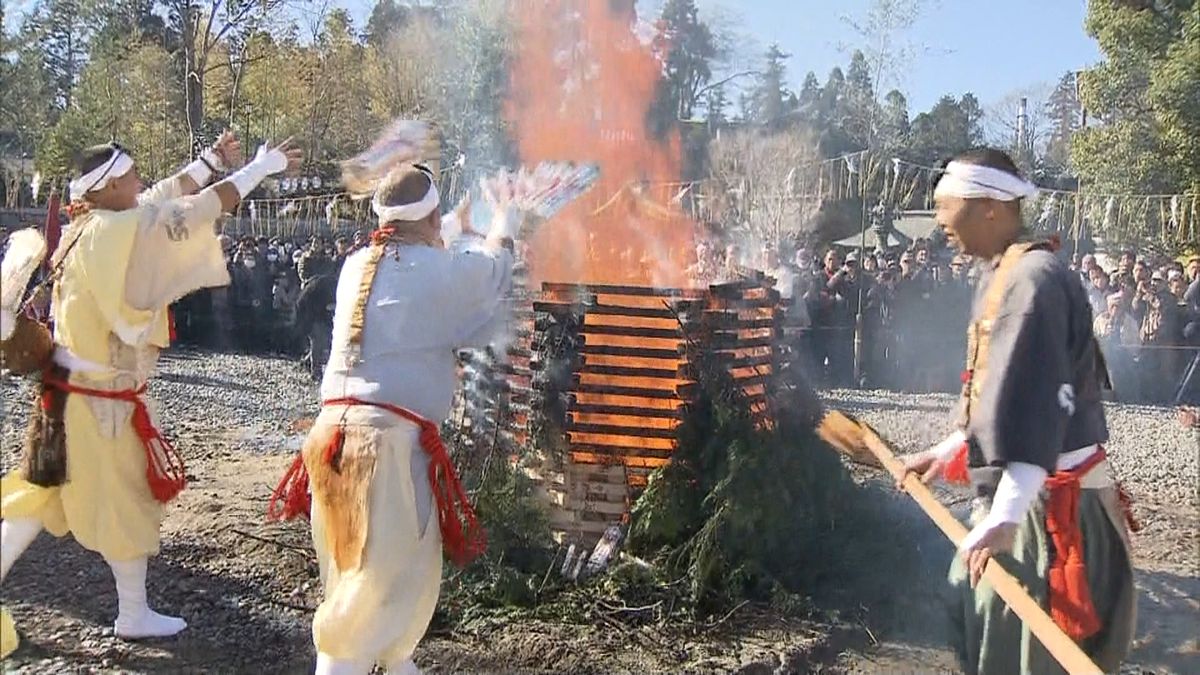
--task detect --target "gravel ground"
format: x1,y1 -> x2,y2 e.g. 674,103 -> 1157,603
822,388 -> 1199,509
0,352 -> 1195,673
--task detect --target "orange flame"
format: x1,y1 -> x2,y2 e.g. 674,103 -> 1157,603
506,0 -> 698,286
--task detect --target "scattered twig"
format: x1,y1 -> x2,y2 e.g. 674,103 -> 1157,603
537,545 -> 563,598
704,599 -> 749,632
618,551 -> 654,569
228,527 -> 315,558
596,610 -> 632,634
598,599 -> 663,616
860,619 -> 879,646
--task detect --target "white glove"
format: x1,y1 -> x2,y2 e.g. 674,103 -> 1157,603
228,144 -> 289,198
184,148 -> 227,187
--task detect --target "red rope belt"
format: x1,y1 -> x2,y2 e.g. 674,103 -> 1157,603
1043,447 -> 1108,641
268,397 -> 486,567
944,442 -> 1139,641
42,375 -> 187,503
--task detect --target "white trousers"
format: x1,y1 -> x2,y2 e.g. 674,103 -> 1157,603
309,406 -> 443,666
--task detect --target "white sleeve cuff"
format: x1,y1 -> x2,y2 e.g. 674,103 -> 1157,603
184,149 -> 225,187
959,461 -> 1048,551
933,429 -> 967,460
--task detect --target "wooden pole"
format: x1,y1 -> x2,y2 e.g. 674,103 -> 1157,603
817,411 -> 1103,675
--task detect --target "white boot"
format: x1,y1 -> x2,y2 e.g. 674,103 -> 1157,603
314,653 -> 373,675
1,517 -> 43,581
107,557 -> 187,639
386,658 -> 422,675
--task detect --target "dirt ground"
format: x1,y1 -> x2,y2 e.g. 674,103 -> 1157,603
1,351 -> 1196,673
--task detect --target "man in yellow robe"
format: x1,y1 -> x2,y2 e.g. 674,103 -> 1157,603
0,133 -> 300,658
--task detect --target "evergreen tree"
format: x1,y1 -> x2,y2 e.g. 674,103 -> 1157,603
818,66 -> 845,125
1043,71 -> 1081,178
705,83 -> 729,130
745,43 -> 793,128
842,49 -> 877,149
879,89 -> 910,153
845,49 -> 873,102
365,0 -> 412,47
907,94 -> 984,165
648,0 -> 717,136
34,0 -> 92,110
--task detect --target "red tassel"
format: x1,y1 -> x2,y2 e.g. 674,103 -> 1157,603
1043,449 -> 1108,641
370,227 -> 396,246
267,453 -> 311,521
323,426 -> 345,468
422,419 -> 486,567
941,443 -> 970,485
43,377 -> 186,503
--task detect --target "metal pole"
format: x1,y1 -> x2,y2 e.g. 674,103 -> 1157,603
1017,96 -> 1028,164
854,155 -> 871,388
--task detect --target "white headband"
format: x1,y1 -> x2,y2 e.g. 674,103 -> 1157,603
933,160 -> 1037,202
69,150 -> 134,202
372,178 -> 440,223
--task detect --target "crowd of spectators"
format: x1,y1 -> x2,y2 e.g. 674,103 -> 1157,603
740,240 -> 1200,404
171,231 -> 368,379
5,217 -> 1194,404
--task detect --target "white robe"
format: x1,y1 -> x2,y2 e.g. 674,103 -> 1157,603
307,234 -> 512,667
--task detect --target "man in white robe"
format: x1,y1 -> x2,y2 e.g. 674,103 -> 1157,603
272,163 -> 518,675
0,134 -> 300,657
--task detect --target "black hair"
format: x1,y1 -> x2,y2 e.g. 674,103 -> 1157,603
951,147 -> 1023,178
74,143 -> 120,176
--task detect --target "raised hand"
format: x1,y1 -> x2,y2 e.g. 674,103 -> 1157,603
454,194 -> 475,235
273,137 -> 304,176
212,130 -> 244,169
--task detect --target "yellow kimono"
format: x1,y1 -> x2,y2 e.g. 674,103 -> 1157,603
1,180 -> 229,656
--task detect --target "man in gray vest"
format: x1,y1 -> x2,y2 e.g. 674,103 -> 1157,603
902,149 -> 1136,674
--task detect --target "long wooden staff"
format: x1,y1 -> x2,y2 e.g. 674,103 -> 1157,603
817,410 -> 1102,675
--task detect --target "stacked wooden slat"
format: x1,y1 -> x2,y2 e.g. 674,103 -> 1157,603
678,274 -> 782,424
518,276 -> 783,543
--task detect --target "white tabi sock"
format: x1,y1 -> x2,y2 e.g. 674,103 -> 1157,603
385,658 -> 423,675
107,557 -> 187,639
1,517 -> 43,581
314,653 -> 374,675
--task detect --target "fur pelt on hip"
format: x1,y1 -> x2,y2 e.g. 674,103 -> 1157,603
1,314 -> 54,375
303,422 -> 379,573
22,363 -> 70,487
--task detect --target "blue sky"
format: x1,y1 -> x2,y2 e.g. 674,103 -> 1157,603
5,0 -> 1101,113
341,0 -> 1101,112
683,0 -> 1101,111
